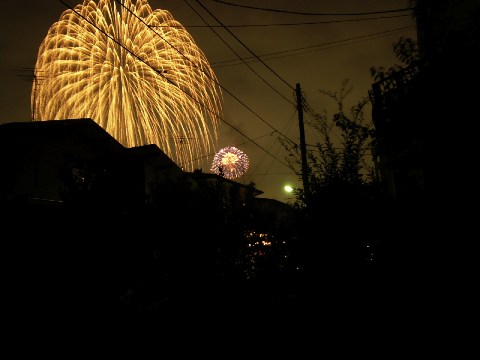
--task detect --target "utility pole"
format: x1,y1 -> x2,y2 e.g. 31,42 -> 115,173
14,67 -> 42,121
296,83 -> 310,203
31,73 -> 39,121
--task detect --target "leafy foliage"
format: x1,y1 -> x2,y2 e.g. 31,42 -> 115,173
279,79 -> 383,293
282,79 -> 378,208
370,37 -> 419,81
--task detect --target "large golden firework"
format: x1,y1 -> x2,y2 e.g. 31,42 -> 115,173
32,0 -> 222,171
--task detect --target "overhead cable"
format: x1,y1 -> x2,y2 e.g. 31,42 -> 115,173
209,0 -> 414,17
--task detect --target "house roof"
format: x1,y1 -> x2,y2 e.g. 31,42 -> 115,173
126,144 -> 182,171
191,171 -> 264,197
0,119 -> 266,198
0,118 -> 125,154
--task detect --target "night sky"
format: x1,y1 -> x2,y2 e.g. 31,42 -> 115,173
0,0 -> 417,202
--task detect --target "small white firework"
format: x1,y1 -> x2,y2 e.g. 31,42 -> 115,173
211,146 -> 249,180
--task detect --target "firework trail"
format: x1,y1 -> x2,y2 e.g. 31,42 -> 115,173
211,146 -> 249,180
32,0 -> 222,171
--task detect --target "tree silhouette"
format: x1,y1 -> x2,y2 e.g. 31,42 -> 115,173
370,37 -> 419,81
281,79 -> 378,207
279,80 -> 383,305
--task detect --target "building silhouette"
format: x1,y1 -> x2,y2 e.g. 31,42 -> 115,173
0,117 -> 299,317
0,118 -> 274,217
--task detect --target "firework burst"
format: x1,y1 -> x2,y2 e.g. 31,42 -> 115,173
32,0 -> 222,171
211,146 -> 249,180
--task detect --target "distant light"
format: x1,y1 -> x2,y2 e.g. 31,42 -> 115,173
284,185 -> 294,193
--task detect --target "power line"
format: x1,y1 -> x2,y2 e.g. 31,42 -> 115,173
113,0 -> 295,144
150,13 -> 412,28
250,108 -> 298,186
183,0 -> 295,107
209,0 -> 414,16
187,130 -> 277,163
57,0 -> 293,172
212,25 -> 416,68
250,172 -> 296,176
114,0 -> 296,160
194,0 -> 295,91
188,0 -> 302,177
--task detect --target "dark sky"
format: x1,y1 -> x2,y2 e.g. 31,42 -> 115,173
0,0 -> 417,203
